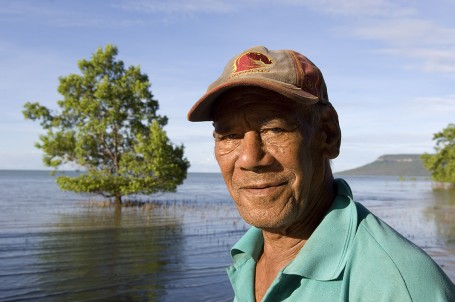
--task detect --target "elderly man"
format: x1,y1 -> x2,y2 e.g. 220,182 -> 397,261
187,46 -> 455,301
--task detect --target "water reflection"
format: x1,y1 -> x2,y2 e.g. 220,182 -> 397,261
36,205 -> 183,301
1,200 -> 245,302
426,189 -> 455,246
421,188 -> 455,282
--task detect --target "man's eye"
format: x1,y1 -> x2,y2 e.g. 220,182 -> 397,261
215,133 -> 241,141
269,128 -> 285,133
224,134 -> 240,140
261,127 -> 286,135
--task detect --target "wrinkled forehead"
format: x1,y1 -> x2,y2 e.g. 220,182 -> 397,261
212,87 -> 303,122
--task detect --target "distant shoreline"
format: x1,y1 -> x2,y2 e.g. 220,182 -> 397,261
0,154 -> 433,177
336,154 -> 430,177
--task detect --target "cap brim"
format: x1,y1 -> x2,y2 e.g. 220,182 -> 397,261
187,78 -> 320,122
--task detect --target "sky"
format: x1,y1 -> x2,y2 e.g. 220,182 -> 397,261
0,0 -> 454,173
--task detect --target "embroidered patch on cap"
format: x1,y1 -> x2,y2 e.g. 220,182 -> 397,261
231,51 -> 273,78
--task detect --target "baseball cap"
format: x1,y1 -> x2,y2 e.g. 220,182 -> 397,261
187,46 -> 329,122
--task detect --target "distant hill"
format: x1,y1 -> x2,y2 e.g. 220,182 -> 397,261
336,154 -> 430,176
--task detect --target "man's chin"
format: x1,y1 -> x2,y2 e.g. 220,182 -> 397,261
241,213 -> 288,231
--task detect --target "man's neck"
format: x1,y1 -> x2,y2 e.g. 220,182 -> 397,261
255,175 -> 335,293
254,170 -> 336,301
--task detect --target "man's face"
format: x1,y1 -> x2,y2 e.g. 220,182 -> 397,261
213,88 -> 325,231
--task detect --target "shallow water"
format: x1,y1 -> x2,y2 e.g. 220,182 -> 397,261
0,171 -> 454,301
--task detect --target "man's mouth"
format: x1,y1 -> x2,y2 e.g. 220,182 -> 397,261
240,181 -> 288,190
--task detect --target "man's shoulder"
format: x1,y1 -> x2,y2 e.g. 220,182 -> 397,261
353,201 -> 432,264
353,201 -> 419,252
346,201 -> 455,301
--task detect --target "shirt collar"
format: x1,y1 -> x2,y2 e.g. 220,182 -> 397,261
283,178 -> 357,280
229,178 -> 358,281
231,226 -> 263,266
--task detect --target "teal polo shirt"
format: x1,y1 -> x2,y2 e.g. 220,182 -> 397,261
227,179 -> 455,301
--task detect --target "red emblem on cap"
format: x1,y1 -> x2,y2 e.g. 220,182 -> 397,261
233,51 -> 273,73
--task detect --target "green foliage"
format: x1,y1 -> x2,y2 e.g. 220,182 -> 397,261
421,123 -> 455,183
23,45 -> 190,203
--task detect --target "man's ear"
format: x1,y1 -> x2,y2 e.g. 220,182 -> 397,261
320,105 -> 341,159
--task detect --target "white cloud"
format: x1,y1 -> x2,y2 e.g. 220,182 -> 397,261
280,0 -> 415,17
0,2 -> 82,25
0,1 -> 144,28
116,0 -> 234,14
407,95 -> 455,113
117,0 -> 415,17
378,47 -> 455,74
331,13 -> 455,75
0,2 -> 60,16
277,0 -> 455,76
353,19 -> 455,47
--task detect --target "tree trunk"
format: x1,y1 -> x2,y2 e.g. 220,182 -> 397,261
114,193 -> 122,206
114,202 -> 122,226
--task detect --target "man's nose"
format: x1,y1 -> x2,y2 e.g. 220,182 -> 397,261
236,131 -> 274,170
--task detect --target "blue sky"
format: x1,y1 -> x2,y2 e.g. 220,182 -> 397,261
0,0 -> 454,172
